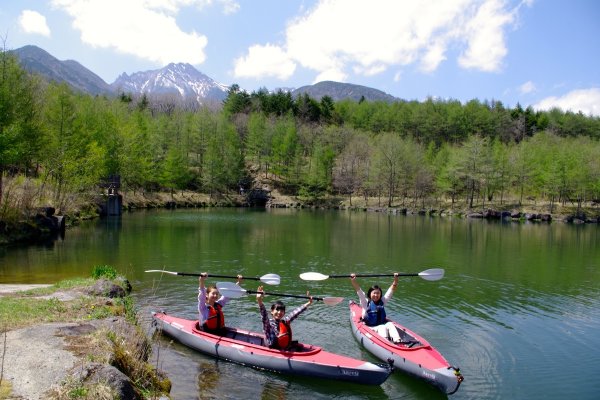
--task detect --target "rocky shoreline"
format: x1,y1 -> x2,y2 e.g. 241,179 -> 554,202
2,191 -> 598,246
0,281 -> 170,399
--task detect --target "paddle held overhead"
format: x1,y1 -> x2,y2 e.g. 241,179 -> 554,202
145,270 -> 281,285
216,281 -> 344,306
299,268 -> 445,282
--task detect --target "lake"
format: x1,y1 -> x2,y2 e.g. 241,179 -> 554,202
1,208 -> 599,399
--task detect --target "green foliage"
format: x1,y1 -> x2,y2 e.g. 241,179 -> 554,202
0,49 -> 44,211
222,84 -> 251,115
2,47 -> 600,218
160,146 -> 192,194
91,265 -> 118,280
202,117 -> 244,195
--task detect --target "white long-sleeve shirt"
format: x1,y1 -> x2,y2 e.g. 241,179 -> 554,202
355,286 -> 394,319
198,287 -> 232,326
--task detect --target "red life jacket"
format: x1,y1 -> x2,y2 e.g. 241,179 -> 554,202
276,320 -> 292,349
203,303 -> 224,332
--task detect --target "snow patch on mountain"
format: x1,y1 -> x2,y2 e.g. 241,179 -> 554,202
111,63 -> 229,104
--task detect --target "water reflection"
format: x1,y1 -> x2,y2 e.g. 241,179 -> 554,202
197,361 -> 221,399
260,380 -> 289,400
2,209 -> 600,399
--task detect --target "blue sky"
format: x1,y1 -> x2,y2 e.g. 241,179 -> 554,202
1,0 -> 599,116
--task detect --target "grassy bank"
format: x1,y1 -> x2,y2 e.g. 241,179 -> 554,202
0,266 -> 171,399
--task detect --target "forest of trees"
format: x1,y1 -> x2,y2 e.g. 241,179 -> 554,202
1,48 -> 599,222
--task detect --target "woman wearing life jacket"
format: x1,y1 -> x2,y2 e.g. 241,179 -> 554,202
256,285 -> 312,349
350,273 -> 403,344
198,273 -> 242,335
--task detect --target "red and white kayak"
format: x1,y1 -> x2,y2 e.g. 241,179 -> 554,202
152,311 -> 392,385
349,301 -> 464,394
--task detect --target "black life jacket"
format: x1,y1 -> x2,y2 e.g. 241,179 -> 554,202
203,303 -> 224,332
365,299 -> 386,326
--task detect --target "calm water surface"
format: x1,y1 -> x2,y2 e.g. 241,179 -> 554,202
1,208 -> 599,400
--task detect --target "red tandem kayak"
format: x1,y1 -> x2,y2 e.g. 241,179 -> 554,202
152,311 -> 392,385
349,301 -> 464,394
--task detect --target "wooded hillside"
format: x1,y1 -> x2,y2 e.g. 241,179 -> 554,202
1,49 -> 599,223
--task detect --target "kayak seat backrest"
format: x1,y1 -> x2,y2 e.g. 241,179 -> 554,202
397,327 -> 422,347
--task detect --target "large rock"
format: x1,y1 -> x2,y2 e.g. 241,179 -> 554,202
74,363 -> 142,400
85,279 -> 130,298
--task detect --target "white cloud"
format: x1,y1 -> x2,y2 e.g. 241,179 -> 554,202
234,0 -> 519,82
233,44 -> 296,80
421,40 -> 448,73
533,88 -> 600,117
19,10 -> 51,37
314,68 -> 347,84
458,0 -> 514,71
51,0 -> 210,66
219,0 -> 240,15
519,81 -> 536,94
353,64 -> 386,77
393,71 -> 402,83
140,0 -> 239,14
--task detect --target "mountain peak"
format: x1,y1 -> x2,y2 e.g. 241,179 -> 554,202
112,63 -> 228,103
11,45 -> 399,105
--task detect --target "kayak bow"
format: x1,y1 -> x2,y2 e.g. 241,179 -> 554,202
349,301 -> 463,394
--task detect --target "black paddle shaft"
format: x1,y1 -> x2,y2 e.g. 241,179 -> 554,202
251,289 -> 323,301
175,272 -> 261,280
332,273 -> 418,278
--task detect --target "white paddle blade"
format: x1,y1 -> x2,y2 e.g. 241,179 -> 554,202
216,281 -> 247,298
299,272 -> 330,281
145,269 -> 178,275
260,273 -> 281,285
418,268 -> 445,281
322,297 -> 344,306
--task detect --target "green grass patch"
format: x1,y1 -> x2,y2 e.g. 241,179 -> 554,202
0,295 -> 114,331
91,265 -> 118,280
0,380 -> 13,400
17,278 -> 94,298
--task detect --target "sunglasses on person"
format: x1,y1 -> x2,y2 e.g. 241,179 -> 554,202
274,306 -> 286,311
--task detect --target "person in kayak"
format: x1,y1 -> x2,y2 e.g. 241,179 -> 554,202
198,273 -> 243,335
256,285 -> 313,349
350,273 -> 403,344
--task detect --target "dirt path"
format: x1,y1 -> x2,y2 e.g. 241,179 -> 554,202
2,323 -> 80,399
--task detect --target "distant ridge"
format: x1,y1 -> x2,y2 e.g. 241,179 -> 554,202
11,45 -> 112,95
292,81 -> 397,102
11,45 -> 400,104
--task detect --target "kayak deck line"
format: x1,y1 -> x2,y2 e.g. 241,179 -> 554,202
349,301 -> 463,394
152,310 -> 392,385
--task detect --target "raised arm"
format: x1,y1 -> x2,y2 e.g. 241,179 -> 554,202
198,273 -> 208,322
383,273 -> 400,302
350,274 -> 368,309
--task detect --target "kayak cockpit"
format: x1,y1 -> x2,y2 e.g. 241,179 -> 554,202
191,323 -> 322,355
